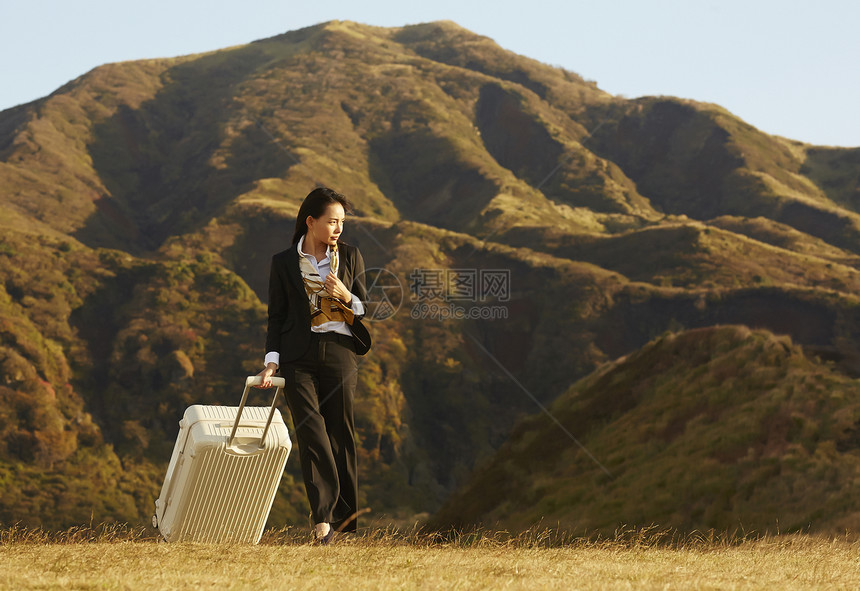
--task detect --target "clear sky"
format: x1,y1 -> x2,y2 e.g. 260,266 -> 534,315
1,0 -> 857,147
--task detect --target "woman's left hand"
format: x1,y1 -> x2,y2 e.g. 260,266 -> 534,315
324,272 -> 352,304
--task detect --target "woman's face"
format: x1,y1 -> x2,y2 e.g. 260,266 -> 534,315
307,203 -> 345,247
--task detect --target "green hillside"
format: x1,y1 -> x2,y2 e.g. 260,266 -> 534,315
430,326 -> 860,535
1,20 -> 859,532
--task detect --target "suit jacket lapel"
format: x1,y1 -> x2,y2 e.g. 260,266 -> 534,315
285,247 -> 304,295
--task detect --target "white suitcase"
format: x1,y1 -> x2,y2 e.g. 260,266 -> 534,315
152,376 -> 292,543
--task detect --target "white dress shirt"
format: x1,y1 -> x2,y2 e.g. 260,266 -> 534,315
264,235 -> 365,368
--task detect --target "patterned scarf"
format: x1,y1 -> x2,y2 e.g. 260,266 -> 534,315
299,243 -> 355,327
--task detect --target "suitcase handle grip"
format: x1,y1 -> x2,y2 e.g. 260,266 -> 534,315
245,375 -> 285,388
229,376 -> 285,448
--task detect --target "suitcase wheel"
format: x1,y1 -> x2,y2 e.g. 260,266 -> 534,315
151,514 -> 158,528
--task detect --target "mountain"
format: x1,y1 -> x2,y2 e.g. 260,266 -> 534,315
1,20 -> 859,531
429,325 -> 860,535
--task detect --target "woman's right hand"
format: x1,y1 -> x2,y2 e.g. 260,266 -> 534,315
255,363 -> 278,388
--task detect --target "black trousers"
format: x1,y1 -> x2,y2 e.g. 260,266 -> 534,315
282,331 -> 359,532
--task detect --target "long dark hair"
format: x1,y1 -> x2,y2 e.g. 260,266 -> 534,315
291,187 -> 352,245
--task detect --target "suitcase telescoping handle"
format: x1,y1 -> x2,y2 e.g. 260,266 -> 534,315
229,376 -> 285,448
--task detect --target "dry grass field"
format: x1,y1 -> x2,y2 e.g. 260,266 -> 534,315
1,526 -> 858,590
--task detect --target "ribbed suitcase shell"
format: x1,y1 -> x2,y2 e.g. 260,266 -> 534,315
154,396 -> 291,543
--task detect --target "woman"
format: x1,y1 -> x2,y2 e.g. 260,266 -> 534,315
257,186 -> 372,545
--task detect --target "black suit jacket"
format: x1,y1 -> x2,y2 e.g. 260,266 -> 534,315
266,240 -> 372,363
